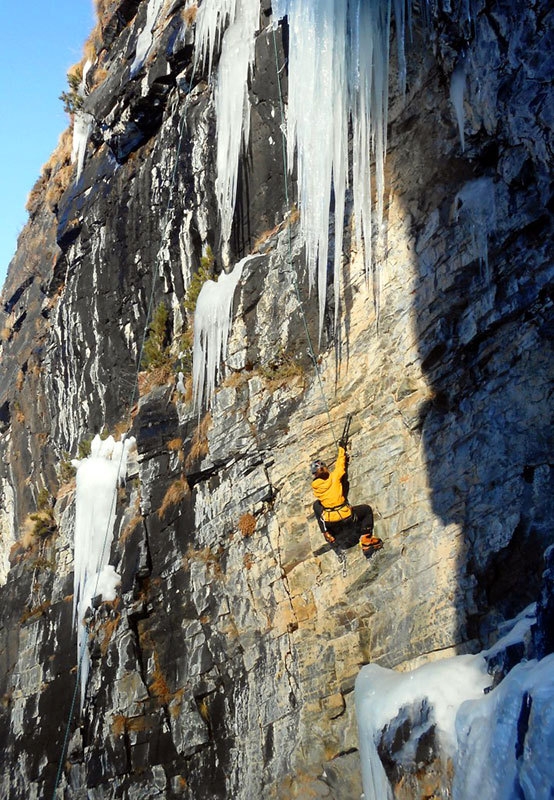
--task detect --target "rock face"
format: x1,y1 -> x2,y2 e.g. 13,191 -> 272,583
0,1 -> 553,798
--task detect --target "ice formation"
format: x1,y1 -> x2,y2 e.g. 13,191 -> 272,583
71,112 -> 94,181
356,654 -> 491,799
73,434 -> 135,702
355,605 -> 554,799
176,370 -> 186,395
453,177 -> 496,278
130,0 -> 166,77
195,0 -> 260,255
450,53 -> 467,152
71,60 -> 94,181
196,0 -> 413,337
192,257 -> 251,411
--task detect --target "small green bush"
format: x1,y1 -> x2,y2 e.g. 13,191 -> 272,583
258,349 -> 305,384
29,509 -> 56,540
59,453 -> 76,484
60,67 -> 84,116
142,302 -> 172,370
184,246 -> 215,314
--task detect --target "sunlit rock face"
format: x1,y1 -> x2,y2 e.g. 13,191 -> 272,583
0,0 -> 552,798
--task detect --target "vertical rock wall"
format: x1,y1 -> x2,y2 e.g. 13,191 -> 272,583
0,1 -> 552,798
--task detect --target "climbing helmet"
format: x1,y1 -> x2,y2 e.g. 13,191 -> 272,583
310,459 -> 327,476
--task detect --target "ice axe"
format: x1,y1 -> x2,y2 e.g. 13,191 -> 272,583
340,414 -> 353,449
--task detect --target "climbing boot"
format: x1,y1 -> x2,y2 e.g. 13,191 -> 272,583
360,533 -> 382,557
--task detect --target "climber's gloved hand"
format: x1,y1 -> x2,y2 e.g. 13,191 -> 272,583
339,438 -> 348,450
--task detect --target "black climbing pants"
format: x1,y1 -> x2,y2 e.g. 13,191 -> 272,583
313,501 -> 373,537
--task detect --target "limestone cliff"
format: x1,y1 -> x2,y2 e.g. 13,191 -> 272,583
0,1 -> 553,798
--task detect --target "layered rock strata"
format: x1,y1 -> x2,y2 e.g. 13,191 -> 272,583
0,0 -> 552,798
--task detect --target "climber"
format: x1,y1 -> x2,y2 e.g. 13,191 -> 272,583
311,435 -> 382,558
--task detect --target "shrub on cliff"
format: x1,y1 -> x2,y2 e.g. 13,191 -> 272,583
142,301 -> 172,371
184,246 -> 215,315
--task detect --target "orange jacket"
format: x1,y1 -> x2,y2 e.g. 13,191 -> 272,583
311,446 -> 352,522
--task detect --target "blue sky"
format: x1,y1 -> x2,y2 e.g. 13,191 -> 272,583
0,2 -> 95,289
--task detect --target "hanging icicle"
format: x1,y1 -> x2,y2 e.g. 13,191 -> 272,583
196,0 -> 414,336
192,256 -> 254,411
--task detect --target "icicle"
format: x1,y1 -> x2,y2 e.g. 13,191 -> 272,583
453,177 -> 496,280
205,0 -> 414,335
195,0 -> 260,259
71,113 -> 92,181
194,0 -> 237,77
393,0 -> 411,97
214,1 -> 260,253
193,256 -> 253,412
450,53 -> 467,152
278,0 -> 402,331
71,61 -> 94,181
73,434 -> 135,704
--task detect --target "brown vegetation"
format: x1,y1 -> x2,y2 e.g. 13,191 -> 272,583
258,349 -> 305,389
119,512 -> 144,546
138,363 -> 175,395
182,545 -> 223,578
98,606 -> 121,656
111,714 -> 151,737
238,513 -> 256,537
20,600 -> 51,625
182,5 -> 198,26
27,129 -> 75,218
150,651 -> 172,706
158,476 -> 190,519
185,413 -> 212,467
196,696 -> 210,725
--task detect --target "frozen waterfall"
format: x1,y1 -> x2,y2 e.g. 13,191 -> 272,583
196,0 -> 413,338
72,434 -> 135,703
355,605 -> 554,799
192,257 -> 250,412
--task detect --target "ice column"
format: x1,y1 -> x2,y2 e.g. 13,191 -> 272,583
192,256 -> 250,412
195,0 -> 260,256
355,655 -> 491,799
355,607 -> 554,800
71,59 -> 93,181
195,0 -> 413,333
73,434 -> 135,703
450,53 -> 467,153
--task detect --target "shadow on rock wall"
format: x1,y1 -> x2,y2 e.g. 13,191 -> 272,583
405,2 -> 554,645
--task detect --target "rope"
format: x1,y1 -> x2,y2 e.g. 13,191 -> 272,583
50,94 -> 189,800
271,26 -> 338,449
